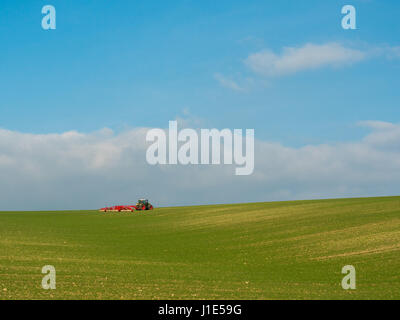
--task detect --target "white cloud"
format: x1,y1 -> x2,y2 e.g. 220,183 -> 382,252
390,46 -> 400,58
175,108 -> 207,129
369,45 -> 400,60
214,73 -> 245,91
357,120 -> 396,130
1,122 -> 400,210
245,43 -> 366,76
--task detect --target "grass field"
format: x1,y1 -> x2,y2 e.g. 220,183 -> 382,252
0,196 -> 399,300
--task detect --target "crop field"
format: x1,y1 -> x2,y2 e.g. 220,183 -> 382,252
0,196 -> 399,300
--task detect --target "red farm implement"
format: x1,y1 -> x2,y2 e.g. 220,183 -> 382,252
99,199 -> 154,213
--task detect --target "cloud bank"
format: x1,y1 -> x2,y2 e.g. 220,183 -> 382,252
1,121 -> 400,210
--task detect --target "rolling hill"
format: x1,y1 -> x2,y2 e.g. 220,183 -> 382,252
0,196 -> 399,299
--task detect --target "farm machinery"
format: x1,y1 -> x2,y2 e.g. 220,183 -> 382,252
99,199 -> 154,213
135,199 -> 154,211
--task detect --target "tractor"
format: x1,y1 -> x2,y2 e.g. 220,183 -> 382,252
135,199 -> 154,211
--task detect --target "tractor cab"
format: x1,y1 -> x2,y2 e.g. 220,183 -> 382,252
136,199 -> 153,210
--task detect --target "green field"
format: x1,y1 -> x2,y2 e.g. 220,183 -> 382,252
0,196 -> 399,300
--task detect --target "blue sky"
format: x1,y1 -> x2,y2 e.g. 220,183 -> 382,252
1,1 -> 400,209
1,0 -> 399,146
